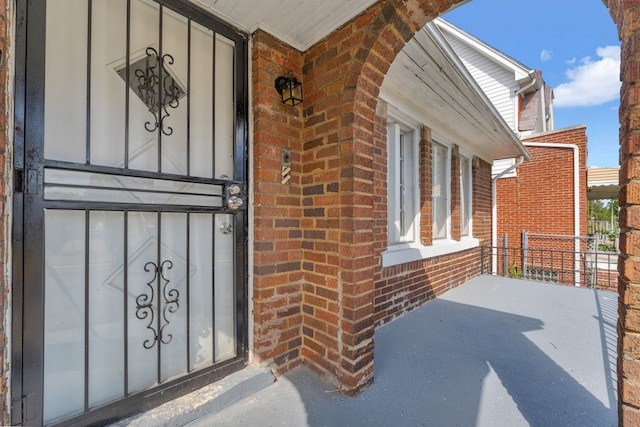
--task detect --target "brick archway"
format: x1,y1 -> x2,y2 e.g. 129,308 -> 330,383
299,0 -> 467,394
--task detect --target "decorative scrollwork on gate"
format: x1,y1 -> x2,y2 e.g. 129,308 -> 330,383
135,259 -> 179,349
133,47 -> 185,137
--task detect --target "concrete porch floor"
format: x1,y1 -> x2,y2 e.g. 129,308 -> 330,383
126,275 -> 619,426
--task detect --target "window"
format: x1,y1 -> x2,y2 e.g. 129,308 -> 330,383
382,121 -> 480,268
432,142 -> 448,240
460,155 -> 472,236
388,122 -> 418,244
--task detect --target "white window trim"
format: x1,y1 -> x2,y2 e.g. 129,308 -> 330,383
460,152 -> 473,238
387,121 -> 420,245
382,237 -> 480,268
432,141 -> 451,241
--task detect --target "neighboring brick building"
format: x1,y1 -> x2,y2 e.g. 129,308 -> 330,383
0,1 -> 638,426
496,126 -> 588,250
496,126 -> 591,286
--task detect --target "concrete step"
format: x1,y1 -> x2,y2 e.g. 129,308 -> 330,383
110,364 -> 276,427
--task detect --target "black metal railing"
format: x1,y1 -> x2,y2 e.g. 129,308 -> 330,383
480,245 -> 619,290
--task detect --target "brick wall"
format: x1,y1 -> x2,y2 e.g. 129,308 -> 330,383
251,31 -> 305,375
473,155 -> 493,244
419,126 -> 434,246
451,145 -> 461,242
595,268 -> 618,291
496,126 -> 588,252
374,248 -> 487,326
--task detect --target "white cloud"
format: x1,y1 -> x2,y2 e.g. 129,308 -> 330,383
554,45 -> 621,108
566,57 -> 576,65
540,49 -> 553,62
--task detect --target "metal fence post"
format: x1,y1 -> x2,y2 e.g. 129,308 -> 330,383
503,233 -> 508,276
480,246 -> 487,274
522,230 -> 528,278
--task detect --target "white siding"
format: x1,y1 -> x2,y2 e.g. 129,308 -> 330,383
444,35 -> 519,131
492,158 -> 517,179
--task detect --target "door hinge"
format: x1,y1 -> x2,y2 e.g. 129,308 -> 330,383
14,168 -> 23,193
14,169 -> 39,195
12,394 -> 33,425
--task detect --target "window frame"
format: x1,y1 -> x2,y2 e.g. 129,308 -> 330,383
460,153 -> 473,237
432,141 -> 450,242
387,121 -> 420,246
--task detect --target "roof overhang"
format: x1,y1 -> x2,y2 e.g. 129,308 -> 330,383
379,22 -> 530,162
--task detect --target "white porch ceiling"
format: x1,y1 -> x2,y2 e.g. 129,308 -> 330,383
193,0 -> 379,51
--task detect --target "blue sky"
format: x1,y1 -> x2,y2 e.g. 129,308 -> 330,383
444,0 -> 620,168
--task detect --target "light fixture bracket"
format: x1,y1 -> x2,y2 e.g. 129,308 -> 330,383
275,76 -> 303,106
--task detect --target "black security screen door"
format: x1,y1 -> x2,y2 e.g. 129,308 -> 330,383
12,1 -> 248,425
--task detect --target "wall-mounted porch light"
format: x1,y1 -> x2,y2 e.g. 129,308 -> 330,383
275,76 -> 303,106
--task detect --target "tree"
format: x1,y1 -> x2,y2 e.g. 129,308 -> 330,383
606,199 -> 619,220
589,200 -> 610,222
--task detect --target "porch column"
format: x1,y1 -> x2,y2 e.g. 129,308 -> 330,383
251,30 -> 305,375
610,0 -> 640,424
